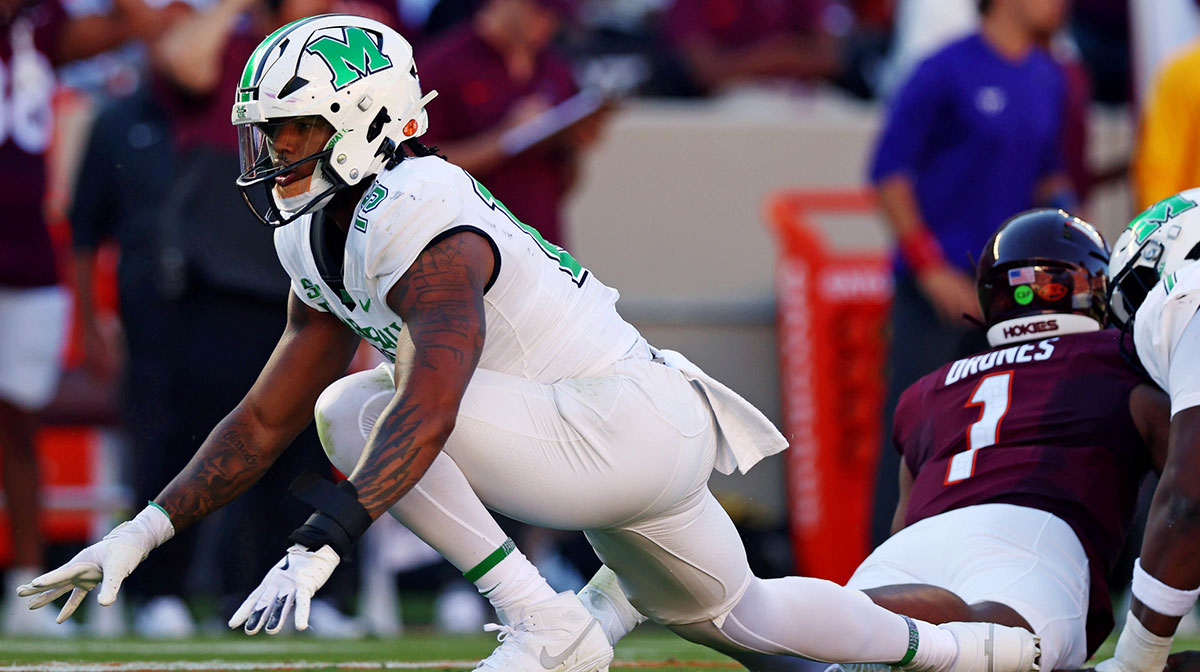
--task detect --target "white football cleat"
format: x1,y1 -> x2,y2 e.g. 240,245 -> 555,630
578,565 -> 645,647
475,591 -> 613,672
133,595 -> 195,639
940,622 -> 1040,672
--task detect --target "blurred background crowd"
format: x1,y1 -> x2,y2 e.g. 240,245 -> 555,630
3,0 -> 1200,645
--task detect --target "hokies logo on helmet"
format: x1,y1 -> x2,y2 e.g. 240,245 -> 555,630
1038,283 -> 1068,301
1002,319 -> 1059,340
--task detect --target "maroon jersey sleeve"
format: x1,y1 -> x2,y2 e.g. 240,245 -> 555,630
34,0 -> 67,65
896,329 -> 1153,654
663,0 -> 826,50
0,0 -> 68,287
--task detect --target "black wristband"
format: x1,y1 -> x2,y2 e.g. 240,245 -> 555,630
286,472 -> 373,558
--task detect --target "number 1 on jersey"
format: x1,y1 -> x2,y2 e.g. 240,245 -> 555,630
945,371 -> 1013,484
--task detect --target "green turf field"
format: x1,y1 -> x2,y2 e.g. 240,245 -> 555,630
0,629 -> 1196,671
0,627 -> 736,671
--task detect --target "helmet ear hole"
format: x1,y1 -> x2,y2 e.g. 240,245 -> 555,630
1186,241 -> 1200,261
330,102 -> 340,113
1119,267 -> 1158,313
366,107 -> 391,143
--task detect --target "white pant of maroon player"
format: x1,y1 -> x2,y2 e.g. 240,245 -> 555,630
848,503 -> 1089,670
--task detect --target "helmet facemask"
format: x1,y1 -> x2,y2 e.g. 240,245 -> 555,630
236,116 -> 343,227
1107,235 -> 1165,328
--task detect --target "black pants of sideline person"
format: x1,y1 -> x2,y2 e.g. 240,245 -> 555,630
162,288 -> 356,617
870,276 -> 989,547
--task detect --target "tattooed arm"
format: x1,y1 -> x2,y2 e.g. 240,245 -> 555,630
155,293 -> 361,529
346,231 -> 495,519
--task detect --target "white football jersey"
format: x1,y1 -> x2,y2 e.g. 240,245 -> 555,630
274,156 -> 643,383
1134,260 -> 1200,416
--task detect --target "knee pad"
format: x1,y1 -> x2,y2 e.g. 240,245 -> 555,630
313,365 -> 394,474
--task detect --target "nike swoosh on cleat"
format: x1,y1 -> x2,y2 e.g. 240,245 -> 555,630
281,557 -> 290,570
539,620 -> 599,669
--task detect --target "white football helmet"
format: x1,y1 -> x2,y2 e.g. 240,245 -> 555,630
1109,188 -> 1200,326
232,14 -> 437,226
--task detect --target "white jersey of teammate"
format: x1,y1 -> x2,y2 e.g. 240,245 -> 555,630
274,155 -> 641,383
1134,259 -> 1200,415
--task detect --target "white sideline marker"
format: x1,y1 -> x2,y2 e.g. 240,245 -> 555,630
0,663 -> 476,671
0,661 -> 742,671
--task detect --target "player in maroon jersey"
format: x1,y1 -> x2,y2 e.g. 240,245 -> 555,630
839,209 -> 1171,670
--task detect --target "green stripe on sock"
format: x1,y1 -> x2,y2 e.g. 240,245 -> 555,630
463,538 -> 516,583
892,615 -> 919,667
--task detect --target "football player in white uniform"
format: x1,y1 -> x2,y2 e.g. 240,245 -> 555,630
1097,189 -> 1200,672
19,15 -> 1042,672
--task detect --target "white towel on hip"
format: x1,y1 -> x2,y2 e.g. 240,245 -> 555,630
652,347 -> 789,475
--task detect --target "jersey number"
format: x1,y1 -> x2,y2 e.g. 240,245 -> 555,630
467,172 -> 588,286
0,27 -> 55,153
945,371 -> 1013,484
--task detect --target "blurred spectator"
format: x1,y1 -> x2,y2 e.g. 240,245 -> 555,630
1073,0 -> 1130,105
1130,0 -> 1200,104
867,0 -> 1074,546
146,0 -> 378,631
418,0 -> 605,247
70,81 -> 196,636
423,0 -> 479,38
1134,35 -> 1200,209
1046,38 -> 1099,204
0,0 -> 170,636
660,0 -> 840,95
877,0 -> 975,99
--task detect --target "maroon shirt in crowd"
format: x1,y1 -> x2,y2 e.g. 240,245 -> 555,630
158,30 -> 258,155
894,329 -> 1153,655
0,0 -> 65,287
162,0 -> 404,154
418,25 -> 576,246
663,0 -> 826,51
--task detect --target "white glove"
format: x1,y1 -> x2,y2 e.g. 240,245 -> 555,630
16,504 -> 174,623
229,544 -> 340,635
1096,612 -> 1174,672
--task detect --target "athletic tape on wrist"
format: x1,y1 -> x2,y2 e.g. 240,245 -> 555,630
287,472 -> 372,559
1112,610 -> 1173,672
1132,558 -> 1200,617
891,615 -> 919,667
137,502 -> 176,547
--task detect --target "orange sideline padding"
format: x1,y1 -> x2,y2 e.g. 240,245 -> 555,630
0,428 -> 107,565
766,190 -> 893,583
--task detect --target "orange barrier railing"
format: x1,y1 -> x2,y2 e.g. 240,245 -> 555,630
766,189 -> 893,583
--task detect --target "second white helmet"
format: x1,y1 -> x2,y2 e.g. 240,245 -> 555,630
1109,189 -> 1200,327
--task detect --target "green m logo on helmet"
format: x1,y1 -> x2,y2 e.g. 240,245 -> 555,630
305,27 -> 393,90
1128,193 -> 1198,245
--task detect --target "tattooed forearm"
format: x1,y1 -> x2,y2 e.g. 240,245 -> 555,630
154,410 -> 278,530
351,401 -> 446,519
353,232 -> 491,517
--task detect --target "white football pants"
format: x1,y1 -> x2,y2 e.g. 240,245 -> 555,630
847,503 -> 1090,670
316,355 -> 920,666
